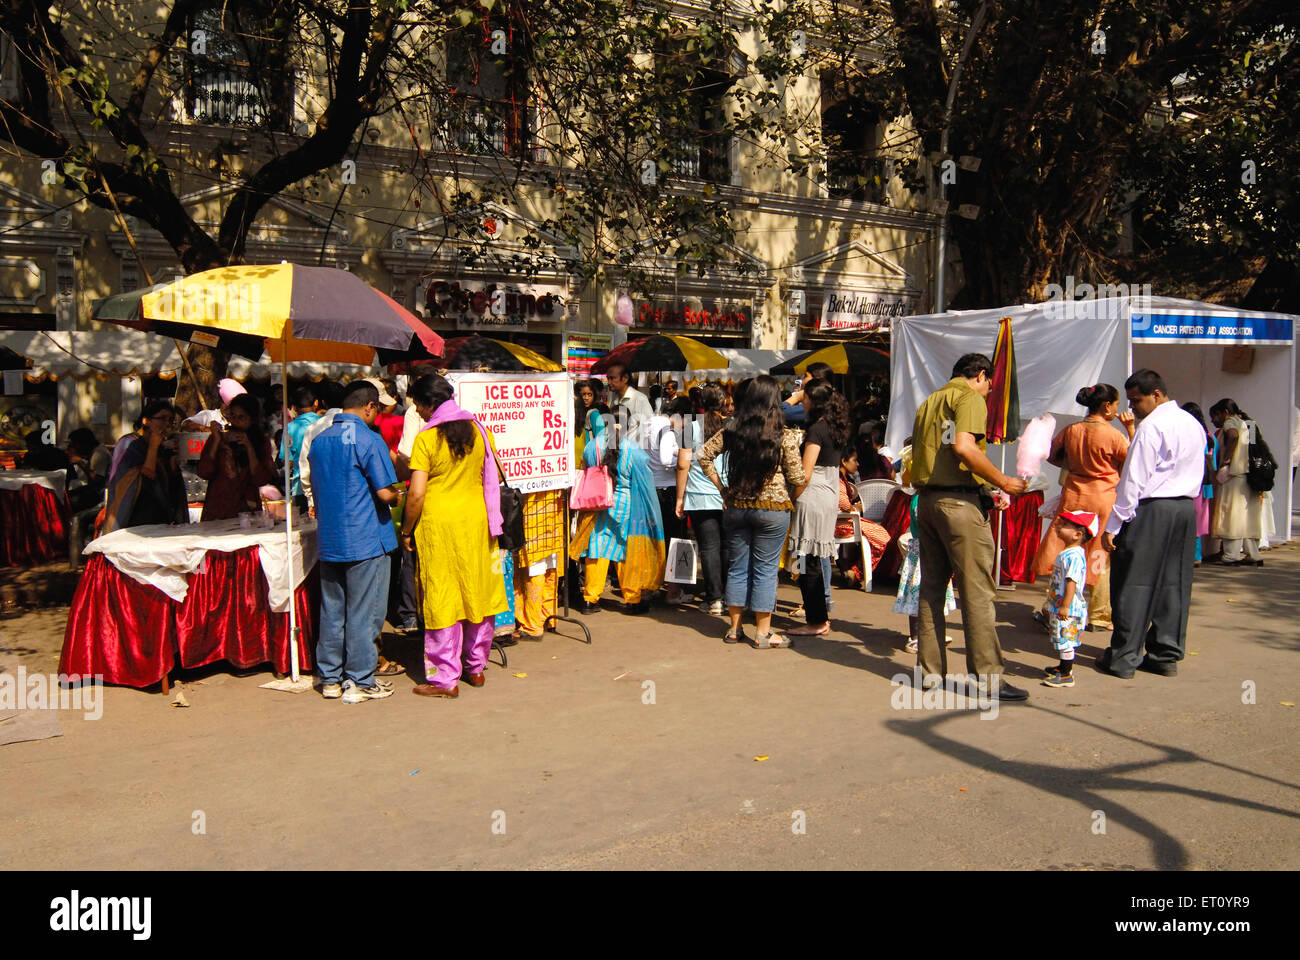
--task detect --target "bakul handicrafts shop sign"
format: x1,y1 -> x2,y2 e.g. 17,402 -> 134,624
817,290 -> 913,333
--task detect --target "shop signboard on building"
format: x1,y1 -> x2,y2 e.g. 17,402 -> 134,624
425,279 -> 567,333
448,371 -> 574,494
817,290 -> 913,333
634,297 -> 752,338
565,332 -> 611,376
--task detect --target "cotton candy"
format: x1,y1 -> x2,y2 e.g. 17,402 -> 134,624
1016,413 -> 1056,478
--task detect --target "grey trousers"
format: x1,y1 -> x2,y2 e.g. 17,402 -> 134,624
1106,497 -> 1195,674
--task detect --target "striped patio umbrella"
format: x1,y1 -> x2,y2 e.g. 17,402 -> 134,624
986,316 -> 1021,444
590,334 -> 728,374
769,341 -> 889,375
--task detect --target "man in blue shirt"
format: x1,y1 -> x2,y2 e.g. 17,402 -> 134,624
306,380 -> 400,703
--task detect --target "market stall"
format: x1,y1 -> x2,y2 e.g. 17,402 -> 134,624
59,518 -> 319,690
0,469 -> 69,566
887,296 -> 1297,544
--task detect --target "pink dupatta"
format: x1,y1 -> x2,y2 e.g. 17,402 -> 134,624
421,400 -> 503,536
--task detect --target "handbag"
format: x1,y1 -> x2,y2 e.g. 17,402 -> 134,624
664,537 -> 698,585
491,453 -> 526,552
569,464 -> 615,511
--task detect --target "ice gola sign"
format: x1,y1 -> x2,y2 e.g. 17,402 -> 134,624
425,280 -> 565,331
637,298 -> 751,333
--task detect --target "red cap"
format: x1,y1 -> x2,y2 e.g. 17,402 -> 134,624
1059,510 -> 1099,538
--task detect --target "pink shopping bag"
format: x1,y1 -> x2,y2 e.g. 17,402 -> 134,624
569,465 -> 614,510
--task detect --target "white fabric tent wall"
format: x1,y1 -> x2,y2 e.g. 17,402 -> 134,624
888,296 -> 1296,543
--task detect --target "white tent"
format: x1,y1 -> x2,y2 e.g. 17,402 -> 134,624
887,296 -> 1296,542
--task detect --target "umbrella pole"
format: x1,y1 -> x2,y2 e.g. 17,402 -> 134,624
995,445 -> 1010,591
282,347 -> 300,682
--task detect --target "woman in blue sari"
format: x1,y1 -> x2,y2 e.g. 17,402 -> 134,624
569,409 -> 665,613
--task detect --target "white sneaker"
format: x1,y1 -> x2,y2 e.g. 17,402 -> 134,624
905,637 -> 918,653
706,600 -> 725,615
319,682 -> 342,699
341,679 -> 393,703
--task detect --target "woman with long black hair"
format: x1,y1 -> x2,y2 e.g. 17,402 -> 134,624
196,393 -> 278,521
697,375 -> 807,648
788,380 -> 851,636
401,374 -> 508,697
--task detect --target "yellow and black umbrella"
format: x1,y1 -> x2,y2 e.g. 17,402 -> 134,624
769,342 -> 889,375
590,334 -> 728,373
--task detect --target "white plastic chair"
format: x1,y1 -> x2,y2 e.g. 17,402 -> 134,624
833,511 -> 870,590
855,479 -> 902,522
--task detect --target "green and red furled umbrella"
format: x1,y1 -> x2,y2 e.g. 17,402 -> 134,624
986,316 -> 1021,444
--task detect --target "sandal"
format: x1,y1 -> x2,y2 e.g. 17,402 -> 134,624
788,623 -> 830,636
723,627 -> 748,644
905,637 -> 918,653
751,632 -> 792,649
375,656 -> 404,676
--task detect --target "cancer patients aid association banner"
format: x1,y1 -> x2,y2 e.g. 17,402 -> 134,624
448,371 -> 574,494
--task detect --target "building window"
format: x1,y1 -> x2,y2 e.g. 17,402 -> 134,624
821,75 -> 886,203
186,2 -> 292,130
445,11 -> 533,160
662,44 -> 742,185
0,34 -> 20,103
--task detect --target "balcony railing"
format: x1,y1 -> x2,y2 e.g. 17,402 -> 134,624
670,134 -> 731,184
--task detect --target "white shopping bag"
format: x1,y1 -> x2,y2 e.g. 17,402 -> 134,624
664,537 -> 698,585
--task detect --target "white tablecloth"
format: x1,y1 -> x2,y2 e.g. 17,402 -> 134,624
84,518 -> 318,612
0,469 -> 67,499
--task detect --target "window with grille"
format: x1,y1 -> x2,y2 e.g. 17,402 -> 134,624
445,12 -> 533,160
186,2 -> 292,130
821,75 -> 886,203
660,41 -> 740,185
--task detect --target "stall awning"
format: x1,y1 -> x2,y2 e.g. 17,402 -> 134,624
0,330 -> 381,382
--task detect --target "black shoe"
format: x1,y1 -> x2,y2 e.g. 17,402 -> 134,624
991,679 -> 1029,701
625,600 -> 650,614
578,600 -> 599,614
1093,655 -> 1134,679
1137,657 -> 1177,676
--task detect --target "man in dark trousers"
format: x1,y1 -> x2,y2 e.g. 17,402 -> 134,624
909,353 -> 1029,700
1099,369 -> 1206,679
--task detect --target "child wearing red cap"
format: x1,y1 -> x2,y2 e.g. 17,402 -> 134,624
1043,510 -> 1097,688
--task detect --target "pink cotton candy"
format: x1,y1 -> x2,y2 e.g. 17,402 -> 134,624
1016,414 -> 1056,478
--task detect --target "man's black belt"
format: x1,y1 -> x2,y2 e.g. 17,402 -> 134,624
920,484 -> 980,493
1138,496 -> 1192,504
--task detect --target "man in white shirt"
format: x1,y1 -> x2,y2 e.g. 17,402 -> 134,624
643,406 -> 686,603
605,361 -> 653,445
1098,369 -> 1206,680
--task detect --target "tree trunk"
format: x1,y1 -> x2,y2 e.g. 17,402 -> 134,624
173,344 -> 228,417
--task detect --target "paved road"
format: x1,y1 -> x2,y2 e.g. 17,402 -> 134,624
2,540 -> 1297,869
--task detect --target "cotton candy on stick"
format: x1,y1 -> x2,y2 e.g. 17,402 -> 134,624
1016,413 -> 1057,478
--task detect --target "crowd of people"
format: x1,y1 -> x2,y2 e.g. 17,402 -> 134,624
10,351 -> 1287,706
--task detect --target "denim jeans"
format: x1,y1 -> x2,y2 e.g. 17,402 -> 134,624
723,507 -> 791,613
317,552 -> 392,688
689,509 -> 725,601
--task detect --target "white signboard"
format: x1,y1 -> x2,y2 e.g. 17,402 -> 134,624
447,371 -> 574,494
818,290 -> 913,333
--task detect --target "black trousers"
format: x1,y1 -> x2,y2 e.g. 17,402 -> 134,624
798,553 -> 829,625
689,509 -> 725,601
1107,497 -> 1196,674
390,546 -> 420,627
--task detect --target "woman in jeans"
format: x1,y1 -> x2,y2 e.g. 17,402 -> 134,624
676,384 -> 729,614
697,375 -> 807,648
787,380 -> 851,636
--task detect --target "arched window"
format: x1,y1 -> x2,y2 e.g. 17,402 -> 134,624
445,8 -> 533,159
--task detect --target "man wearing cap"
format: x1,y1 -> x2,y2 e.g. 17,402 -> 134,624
909,352 -> 1029,700
1099,370 -> 1206,679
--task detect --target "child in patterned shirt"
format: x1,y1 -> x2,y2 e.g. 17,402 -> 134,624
1042,510 -> 1098,688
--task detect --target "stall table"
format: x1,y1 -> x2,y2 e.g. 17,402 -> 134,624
0,469 -> 70,566
60,518 -> 319,691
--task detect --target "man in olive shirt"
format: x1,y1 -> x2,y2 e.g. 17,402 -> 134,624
910,353 -> 1029,700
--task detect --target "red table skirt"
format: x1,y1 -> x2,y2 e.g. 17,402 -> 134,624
60,547 -> 318,688
997,490 -> 1045,586
871,488 -> 1044,585
0,484 -> 69,566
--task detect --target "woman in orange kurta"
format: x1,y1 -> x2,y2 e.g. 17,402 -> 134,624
1032,384 -> 1134,628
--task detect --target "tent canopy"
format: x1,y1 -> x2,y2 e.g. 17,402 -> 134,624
0,330 -> 381,382
887,295 -> 1297,541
